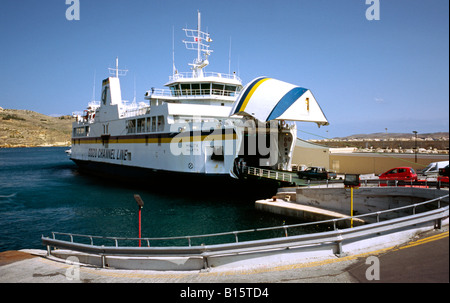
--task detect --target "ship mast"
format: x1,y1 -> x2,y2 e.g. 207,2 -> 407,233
197,11 -> 201,66
108,57 -> 128,78
182,10 -> 213,77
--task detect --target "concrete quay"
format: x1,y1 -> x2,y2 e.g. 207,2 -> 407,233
259,186 -> 449,225
255,198 -> 365,228
0,228 -> 447,283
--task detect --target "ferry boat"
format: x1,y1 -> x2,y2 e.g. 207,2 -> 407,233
69,12 -> 329,184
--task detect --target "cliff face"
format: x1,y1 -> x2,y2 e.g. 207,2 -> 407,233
0,108 -> 72,148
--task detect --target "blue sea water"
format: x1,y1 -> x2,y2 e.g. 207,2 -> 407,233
0,147 -> 303,252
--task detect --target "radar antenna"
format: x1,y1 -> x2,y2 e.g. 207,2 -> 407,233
108,57 -> 128,78
182,11 -> 213,77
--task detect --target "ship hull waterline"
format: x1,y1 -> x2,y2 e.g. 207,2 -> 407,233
71,158 -> 291,195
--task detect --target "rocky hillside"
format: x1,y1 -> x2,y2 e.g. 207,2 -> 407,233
0,108 -> 72,148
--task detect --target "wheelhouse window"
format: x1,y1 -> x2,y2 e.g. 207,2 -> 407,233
224,85 -> 237,96
191,83 -> 200,95
170,85 -> 181,96
212,83 -> 224,95
200,83 -> 210,95
181,84 -> 190,95
167,82 -> 240,97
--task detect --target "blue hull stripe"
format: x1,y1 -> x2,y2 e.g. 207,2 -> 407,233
266,87 -> 308,121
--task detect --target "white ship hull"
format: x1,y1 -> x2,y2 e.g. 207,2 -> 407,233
70,107 -> 297,180
71,127 -> 240,177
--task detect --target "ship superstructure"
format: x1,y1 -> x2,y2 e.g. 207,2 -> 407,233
69,11 -> 329,181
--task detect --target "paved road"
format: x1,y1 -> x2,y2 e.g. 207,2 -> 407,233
347,229 -> 449,283
0,229 -> 448,285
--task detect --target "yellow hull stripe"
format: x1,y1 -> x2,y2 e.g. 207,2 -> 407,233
72,133 -> 237,145
238,77 -> 270,113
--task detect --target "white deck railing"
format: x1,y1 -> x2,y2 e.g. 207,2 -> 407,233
169,71 -> 241,82
243,166 -> 293,183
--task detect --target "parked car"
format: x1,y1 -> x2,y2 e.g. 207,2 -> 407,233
297,167 -> 337,180
420,161 -> 449,176
438,165 -> 449,184
379,167 -> 418,182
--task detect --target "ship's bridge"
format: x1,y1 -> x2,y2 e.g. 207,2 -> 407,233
145,11 -> 244,108
145,72 -> 243,107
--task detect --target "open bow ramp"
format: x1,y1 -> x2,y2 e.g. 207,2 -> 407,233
231,77 -> 329,126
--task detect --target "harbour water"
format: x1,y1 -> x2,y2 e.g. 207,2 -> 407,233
0,147 -> 306,252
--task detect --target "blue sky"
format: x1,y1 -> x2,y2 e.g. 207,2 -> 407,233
1,0 -> 448,140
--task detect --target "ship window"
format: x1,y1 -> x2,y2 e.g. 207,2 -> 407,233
181,84 -> 190,95
170,85 -> 180,96
212,83 -> 224,95
157,116 -> 165,132
191,83 -> 200,95
200,83 -> 210,95
73,127 -> 88,137
127,119 -> 136,134
151,117 -> 157,132
225,85 -> 237,97
146,117 -> 151,132
137,118 -> 145,133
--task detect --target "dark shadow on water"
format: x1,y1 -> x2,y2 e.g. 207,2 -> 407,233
73,166 -> 282,202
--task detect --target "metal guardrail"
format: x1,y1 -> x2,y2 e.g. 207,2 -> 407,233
42,194 -> 448,268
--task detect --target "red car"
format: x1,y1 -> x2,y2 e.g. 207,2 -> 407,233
438,165 -> 449,183
379,167 -> 418,182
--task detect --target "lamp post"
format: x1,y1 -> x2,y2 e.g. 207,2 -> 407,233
412,131 -> 418,163
134,194 -> 144,247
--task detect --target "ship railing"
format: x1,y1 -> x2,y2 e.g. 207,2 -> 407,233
169,71 -> 241,82
42,195 -> 448,253
121,106 -> 151,118
148,88 -> 240,98
243,166 -> 293,183
88,101 -> 101,109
